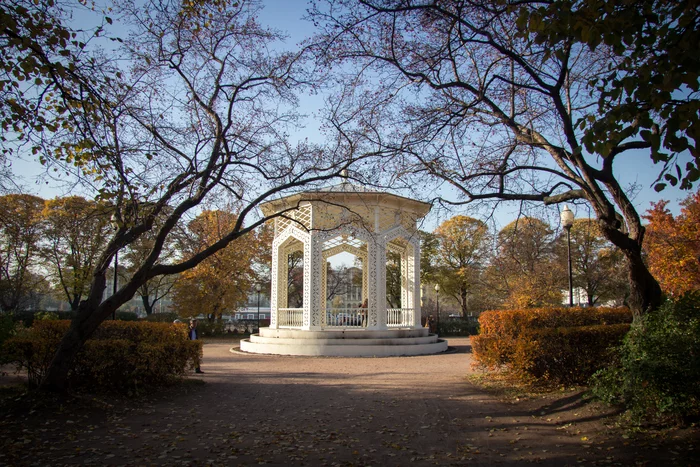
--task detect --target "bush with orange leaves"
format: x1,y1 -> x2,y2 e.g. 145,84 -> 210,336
472,307 -> 632,384
4,320 -> 201,392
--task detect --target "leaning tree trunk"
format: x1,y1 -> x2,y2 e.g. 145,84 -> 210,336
623,246 -> 663,321
40,269 -> 136,392
40,299 -> 114,392
598,221 -> 662,321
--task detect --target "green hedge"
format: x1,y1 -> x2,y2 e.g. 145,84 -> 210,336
437,319 -> 479,336
591,294 -> 700,423
3,320 -> 201,392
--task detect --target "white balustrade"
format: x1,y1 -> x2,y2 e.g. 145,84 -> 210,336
387,308 -> 414,327
278,308 -> 304,328
326,307 -> 367,328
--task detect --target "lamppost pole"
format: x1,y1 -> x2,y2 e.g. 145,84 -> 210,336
255,283 -> 262,332
434,283 -> 440,333
110,213 -> 120,321
113,252 -> 118,320
560,205 -> 575,307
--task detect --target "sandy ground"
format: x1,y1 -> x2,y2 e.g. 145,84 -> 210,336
0,337 -> 698,466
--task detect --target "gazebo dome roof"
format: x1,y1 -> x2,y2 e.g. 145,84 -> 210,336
259,181 -> 432,218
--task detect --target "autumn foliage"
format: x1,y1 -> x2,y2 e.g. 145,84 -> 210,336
489,218 -> 563,308
172,211 -> 271,319
644,191 -> 700,297
472,307 -> 632,384
3,321 -> 201,392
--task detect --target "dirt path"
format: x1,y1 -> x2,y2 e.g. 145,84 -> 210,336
1,337 -> 698,466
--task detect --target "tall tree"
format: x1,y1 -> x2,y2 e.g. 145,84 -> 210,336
309,0 -> 686,318
18,0 -> 360,392
0,194 -> 45,311
419,230 -> 439,284
489,217 -> 561,308
172,210 -> 264,320
0,0 -> 109,181
287,250 -> 304,308
517,0 -> 700,191
555,218 -> 627,306
385,251 -> 402,308
434,216 -> 491,316
41,196 -> 112,311
119,206 -> 179,316
644,191 -> 700,296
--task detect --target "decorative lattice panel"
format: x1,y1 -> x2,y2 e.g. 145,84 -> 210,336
276,216 -> 293,237
376,207 -> 400,233
400,212 -> 417,232
295,203 -> 312,230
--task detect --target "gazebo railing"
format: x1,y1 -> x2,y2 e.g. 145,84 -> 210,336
326,307 -> 366,328
278,308 -> 303,328
387,308 -> 414,327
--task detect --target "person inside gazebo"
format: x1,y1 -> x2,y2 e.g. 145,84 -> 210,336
358,298 -> 368,327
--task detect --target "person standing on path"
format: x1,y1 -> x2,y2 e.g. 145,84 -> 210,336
189,319 -> 204,373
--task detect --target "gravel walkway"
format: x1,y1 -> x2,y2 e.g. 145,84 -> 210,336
1,337 -> 698,466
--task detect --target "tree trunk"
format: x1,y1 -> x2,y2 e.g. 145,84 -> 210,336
40,298 -> 115,392
624,248 -> 662,322
460,287 -> 468,317
141,295 -> 153,315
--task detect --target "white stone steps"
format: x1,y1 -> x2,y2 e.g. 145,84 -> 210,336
249,334 -> 439,346
238,339 -> 448,357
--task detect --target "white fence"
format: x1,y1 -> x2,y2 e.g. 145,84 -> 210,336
326,307 -> 366,328
275,307 -> 415,329
387,308 -> 414,327
278,308 -> 303,328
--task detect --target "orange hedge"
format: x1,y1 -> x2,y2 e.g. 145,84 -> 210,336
4,320 -> 201,391
472,307 -> 632,384
478,306 -> 632,335
511,324 -> 630,384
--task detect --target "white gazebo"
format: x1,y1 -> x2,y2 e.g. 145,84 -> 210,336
239,181 -> 448,356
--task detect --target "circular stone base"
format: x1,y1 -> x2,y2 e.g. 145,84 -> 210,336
238,327 -> 448,357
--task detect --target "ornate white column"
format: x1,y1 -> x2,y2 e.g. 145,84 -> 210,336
410,240 -> 421,329
305,232 -> 323,330
269,239 -> 280,329
374,235 -> 388,330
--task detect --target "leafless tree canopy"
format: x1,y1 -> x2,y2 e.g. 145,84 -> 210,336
309,0 -> 662,316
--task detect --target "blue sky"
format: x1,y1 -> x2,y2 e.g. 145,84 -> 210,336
257,1 -> 694,227
12,0 -> 694,233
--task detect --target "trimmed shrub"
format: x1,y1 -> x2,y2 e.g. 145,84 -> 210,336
512,324 -> 630,384
473,306 -> 632,367
478,306 -> 631,336
472,306 -> 633,385
11,310 -> 77,327
3,320 -> 201,392
142,312 -> 179,323
591,294 -> 700,423
196,319 -> 227,337
437,318 -> 479,336
115,311 -> 138,321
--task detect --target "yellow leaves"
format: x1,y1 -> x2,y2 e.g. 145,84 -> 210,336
173,209 -> 266,318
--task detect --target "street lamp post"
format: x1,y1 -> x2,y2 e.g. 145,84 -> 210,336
560,205 -> 575,307
110,213 -> 120,321
255,283 -> 262,332
420,285 -> 426,327
434,283 -> 440,333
